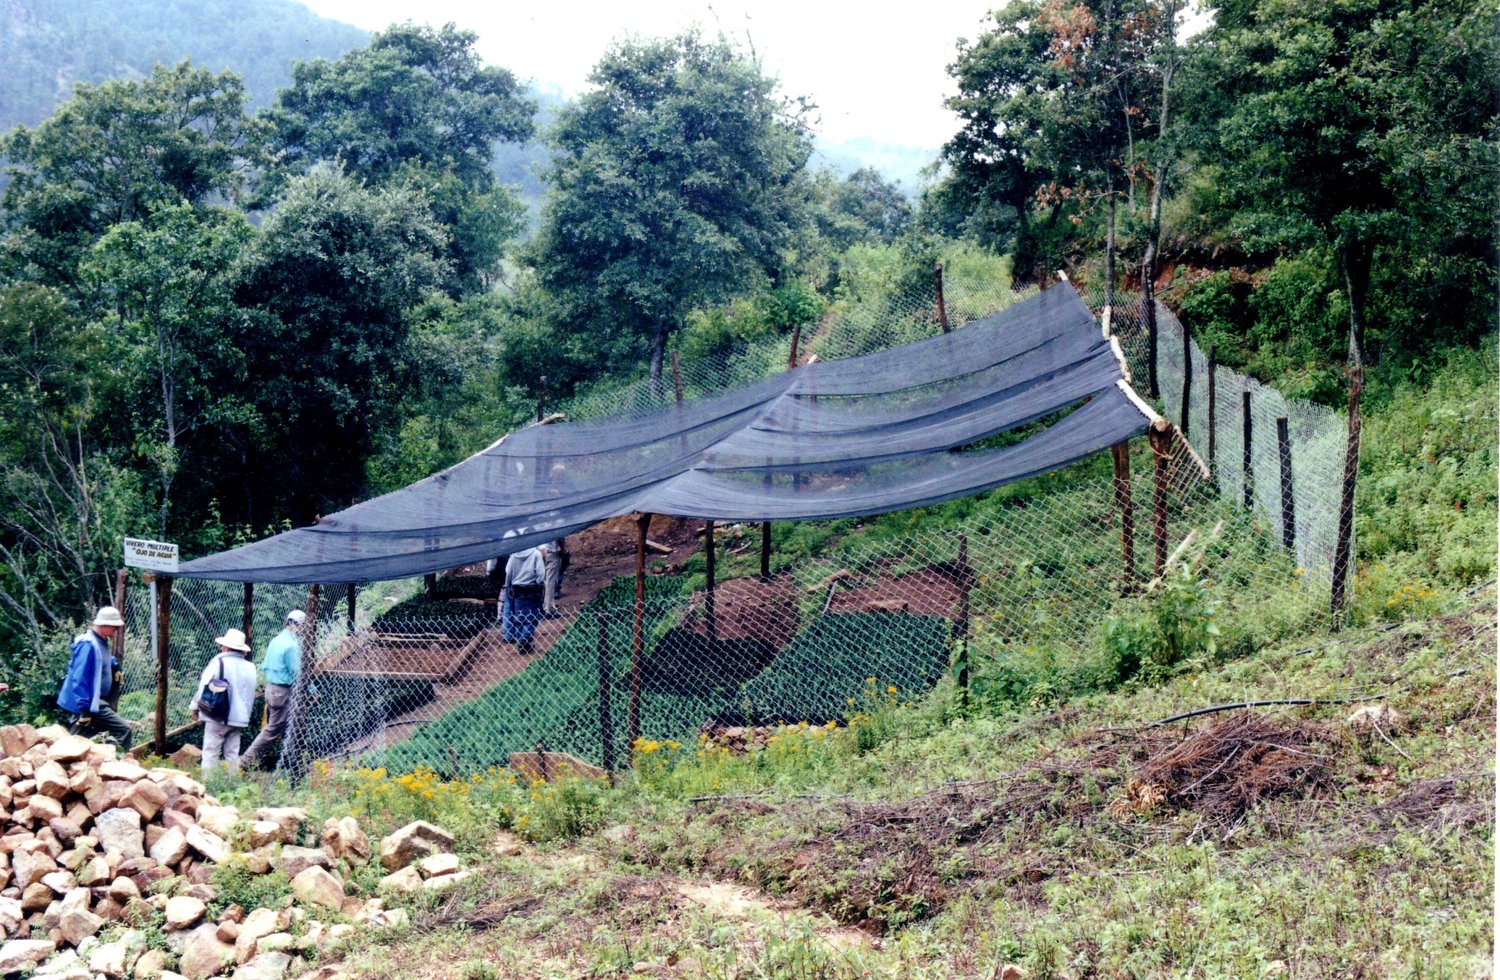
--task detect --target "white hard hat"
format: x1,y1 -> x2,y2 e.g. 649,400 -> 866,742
286,609 -> 307,624
93,606 -> 125,627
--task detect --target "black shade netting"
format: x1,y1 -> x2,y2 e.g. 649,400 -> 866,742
180,282 -> 1153,584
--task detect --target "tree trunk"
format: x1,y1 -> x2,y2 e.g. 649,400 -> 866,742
1141,54 -> 1174,403
1330,238 -> 1370,623
648,327 -> 667,393
1104,170 -> 1117,314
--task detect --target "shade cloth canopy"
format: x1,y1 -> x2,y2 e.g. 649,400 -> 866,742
180,282 -> 1155,584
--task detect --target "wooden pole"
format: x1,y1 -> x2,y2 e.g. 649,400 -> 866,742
597,612 -> 613,772
423,574 -> 436,598
935,262 -> 950,333
1147,296 -> 1159,400
1277,417 -> 1297,552
151,575 -> 173,755
108,570 -> 127,712
345,583 -> 356,634
1206,344 -> 1217,479
671,350 -> 684,404
536,375 -> 548,423
284,584 -> 320,780
759,522 -> 771,581
1111,442 -> 1136,593
628,514 -> 649,752
241,582 -> 255,649
1331,361 -> 1363,622
954,533 -> 971,712
787,323 -> 803,369
1149,424 -> 1172,579
704,521 -> 717,644
1180,316 -> 1193,437
1241,391 -> 1254,512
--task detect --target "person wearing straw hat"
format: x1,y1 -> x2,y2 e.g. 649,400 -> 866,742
241,609 -> 306,770
191,627 -> 259,774
57,605 -> 133,750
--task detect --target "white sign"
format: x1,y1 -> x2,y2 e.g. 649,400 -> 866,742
123,537 -> 179,573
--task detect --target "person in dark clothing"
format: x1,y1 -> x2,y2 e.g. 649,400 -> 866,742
501,546 -> 547,656
56,606 -> 134,749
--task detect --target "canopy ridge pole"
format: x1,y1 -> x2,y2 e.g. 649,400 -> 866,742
1242,391 -> 1254,512
935,262 -> 950,333
1206,344 -> 1217,481
628,514 -> 649,755
1277,417 -> 1297,551
1180,316 -> 1193,437
704,521 -> 717,644
1111,442 -> 1136,594
108,569 -> 127,712
597,612 -> 613,775
242,583 -> 254,649
149,574 -> 172,755
1148,422 -> 1173,579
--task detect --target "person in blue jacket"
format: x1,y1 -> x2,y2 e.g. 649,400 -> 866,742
56,606 -> 134,749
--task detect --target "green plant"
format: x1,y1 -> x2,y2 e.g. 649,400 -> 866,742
208,863 -> 291,918
1101,567 -> 1221,686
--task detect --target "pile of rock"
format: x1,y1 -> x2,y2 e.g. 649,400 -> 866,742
0,724 -> 465,980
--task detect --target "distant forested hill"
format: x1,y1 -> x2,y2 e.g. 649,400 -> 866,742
0,0 -> 369,129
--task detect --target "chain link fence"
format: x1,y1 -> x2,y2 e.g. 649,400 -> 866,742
107,267 -> 1349,777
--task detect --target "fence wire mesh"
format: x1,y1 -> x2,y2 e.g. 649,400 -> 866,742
109,268 -> 1350,779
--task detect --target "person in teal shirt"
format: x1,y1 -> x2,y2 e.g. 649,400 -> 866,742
241,609 -> 305,769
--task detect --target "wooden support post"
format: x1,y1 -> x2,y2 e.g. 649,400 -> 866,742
704,521 -> 717,644
302,585 -> 321,669
787,323 -> 803,369
935,262 -> 950,333
1147,295 -> 1159,400
953,533 -> 971,712
423,574 -> 436,598
1180,316 -> 1193,437
536,375 -> 548,422
628,514 -> 649,753
284,584 -> 320,780
1330,350 -> 1363,624
346,583 -> 356,634
1277,417 -> 1297,552
1111,442 -> 1136,593
597,612 -> 613,772
241,583 -> 255,649
1206,344 -> 1217,479
108,570 -> 127,711
1149,424 -> 1172,579
759,522 -> 771,581
152,575 -> 173,755
671,350 -> 684,404
1241,391 -> 1254,512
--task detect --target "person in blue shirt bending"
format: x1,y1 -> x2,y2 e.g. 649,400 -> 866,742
241,609 -> 306,770
56,606 -> 134,749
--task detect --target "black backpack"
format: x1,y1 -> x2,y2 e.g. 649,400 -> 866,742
200,657 -> 231,724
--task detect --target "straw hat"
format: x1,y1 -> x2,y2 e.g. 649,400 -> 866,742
93,606 -> 124,627
214,628 -> 251,653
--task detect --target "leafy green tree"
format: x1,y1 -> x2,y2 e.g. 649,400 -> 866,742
812,167 -> 912,252
0,61 -> 251,291
230,168 -> 449,522
257,23 -> 534,295
531,31 -> 815,383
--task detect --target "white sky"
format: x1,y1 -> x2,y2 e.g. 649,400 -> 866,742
298,0 -> 998,151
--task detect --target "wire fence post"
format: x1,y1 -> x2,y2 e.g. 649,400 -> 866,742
953,532 -> 971,713
345,583 -> 356,633
671,350 -> 684,405
1147,297 -> 1159,400
1277,417 -> 1297,552
629,514 -> 649,754
241,582 -> 254,649
788,323 -> 803,368
1206,344 -> 1217,479
704,521 -> 717,644
760,522 -> 771,581
597,611 -> 613,773
1149,424 -> 1172,579
1111,441 -> 1136,593
286,583 -> 320,781
935,262 -> 950,333
151,575 -> 173,755
108,569 -> 127,712
536,375 -> 548,423
1241,391 -> 1254,512
1180,316 -> 1193,438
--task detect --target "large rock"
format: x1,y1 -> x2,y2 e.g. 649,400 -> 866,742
273,846 -> 330,879
231,951 -> 292,980
133,948 -> 172,979
195,805 -> 240,840
251,808 -> 307,844
13,849 -> 58,889
185,826 -> 230,863
0,896 -> 23,936
0,938 -> 56,974
28,793 -> 64,823
290,867 -> 344,911
417,853 -> 460,878
165,895 -> 207,930
123,779 -> 170,821
422,869 -> 472,892
76,855 -> 111,886
0,724 -> 40,759
235,907 -> 282,964
320,817 -> 370,866
376,865 -> 422,895
56,888 -> 104,945
178,923 -> 236,980
94,808 -> 145,859
88,928 -> 146,977
46,735 -> 93,763
150,827 -> 190,867
246,822 -> 283,850
97,760 -> 149,783
33,761 -> 70,799
378,821 -> 454,872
